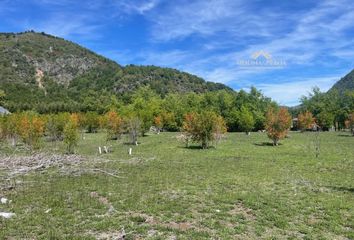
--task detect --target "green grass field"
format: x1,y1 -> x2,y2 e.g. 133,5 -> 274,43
1,132 -> 353,239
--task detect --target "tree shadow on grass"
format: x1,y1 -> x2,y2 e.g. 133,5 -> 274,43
177,145 -> 215,150
123,142 -> 141,145
325,186 -> 354,193
337,134 -> 353,137
253,142 -> 282,147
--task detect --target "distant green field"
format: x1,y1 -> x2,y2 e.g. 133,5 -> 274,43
1,132 -> 353,239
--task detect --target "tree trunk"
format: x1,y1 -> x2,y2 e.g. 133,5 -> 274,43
202,139 -> 208,149
11,137 -> 16,147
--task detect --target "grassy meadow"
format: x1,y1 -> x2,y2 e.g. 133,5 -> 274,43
0,131 -> 353,239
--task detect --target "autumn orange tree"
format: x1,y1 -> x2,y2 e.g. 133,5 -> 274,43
154,115 -> 163,134
182,111 -> 227,149
160,111 -> 178,131
101,110 -> 123,140
297,111 -> 315,131
181,112 -> 198,147
212,114 -> 227,146
265,107 -> 291,146
17,112 -> 45,149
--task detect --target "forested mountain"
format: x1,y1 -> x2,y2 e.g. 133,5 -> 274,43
0,31 -> 231,112
330,69 -> 354,93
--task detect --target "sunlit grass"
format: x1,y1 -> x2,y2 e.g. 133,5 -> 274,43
1,131 -> 353,239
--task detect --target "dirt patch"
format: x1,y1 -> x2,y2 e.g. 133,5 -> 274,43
89,191 -> 116,215
126,212 -> 195,232
229,202 -> 256,221
165,221 -> 193,231
88,229 -> 126,240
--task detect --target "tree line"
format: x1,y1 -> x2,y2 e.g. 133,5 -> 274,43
0,106 -> 294,152
296,87 -> 354,131
1,86 -> 277,132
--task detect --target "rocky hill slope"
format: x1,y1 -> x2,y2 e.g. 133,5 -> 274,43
0,31 -> 232,112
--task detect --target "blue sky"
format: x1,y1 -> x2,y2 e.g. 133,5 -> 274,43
1,0 -> 354,105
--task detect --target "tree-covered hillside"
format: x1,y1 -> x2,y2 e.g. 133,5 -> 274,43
0,31 -> 232,112
330,69 -> 354,93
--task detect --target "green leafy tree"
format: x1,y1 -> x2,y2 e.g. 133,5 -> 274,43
63,117 -> 79,154
316,111 -> 334,130
84,112 -> 100,133
238,107 -> 255,135
46,113 -> 70,141
131,87 -> 161,136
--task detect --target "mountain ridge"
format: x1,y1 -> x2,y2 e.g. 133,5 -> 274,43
0,31 -> 232,112
329,69 -> 354,93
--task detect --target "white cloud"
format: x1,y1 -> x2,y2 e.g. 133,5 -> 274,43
255,76 -> 340,106
21,14 -> 100,39
149,0 -> 281,41
114,0 -> 160,15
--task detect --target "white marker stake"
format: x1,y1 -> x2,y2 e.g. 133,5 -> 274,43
98,146 -> 102,154
104,146 -> 108,153
129,148 -> 132,155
